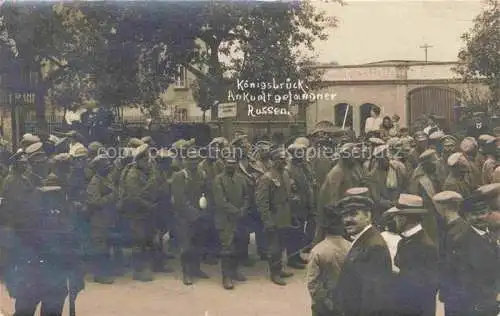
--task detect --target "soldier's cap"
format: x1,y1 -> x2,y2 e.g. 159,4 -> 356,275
478,134 -> 496,143
20,134 -> 41,147
209,137 -> 229,147
391,194 -> 427,215
293,137 -> 310,148
373,144 -> 389,157
133,144 -> 149,160
419,149 -> 436,162
71,145 -> 88,158
89,154 -> 111,169
127,137 -> 145,148
429,130 -> 445,141
52,153 -> 71,163
462,193 -> 492,214
441,135 -> 458,145
88,141 -> 104,154
48,134 -> 60,144
432,191 -> 463,204
287,143 -> 307,154
475,183 -> 500,199
414,131 -> 428,141
344,187 -> 370,197
141,136 -> 155,145
337,195 -> 375,215
25,142 -> 46,159
368,137 -> 386,146
38,173 -> 61,192
387,137 -> 402,147
460,137 -> 478,153
269,148 -> 287,161
231,134 -> 248,147
447,152 -> 467,167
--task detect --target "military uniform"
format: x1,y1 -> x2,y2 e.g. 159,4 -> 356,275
170,147 -> 210,285
118,144 -> 157,281
87,155 -> 118,284
255,148 -> 293,285
443,153 -> 474,197
213,155 -> 249,289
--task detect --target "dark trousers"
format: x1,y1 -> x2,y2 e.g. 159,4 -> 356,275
284,220 -> 307,258
199,213 -> 220,258
265,228 -> 286,274
13,277 -> 67,316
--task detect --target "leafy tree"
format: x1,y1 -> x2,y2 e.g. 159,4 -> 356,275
455,0 -> 500,110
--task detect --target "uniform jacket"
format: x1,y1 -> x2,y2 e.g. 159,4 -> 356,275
286,160 -> 315,220
440,218 -> 498,314
198,159 -> 224,212
306,235 -> 352,315
255,168 -> 292,229
171,168 -> 206,223
87,172 -> 117,229
118,164 -> 156,219
368,160 -> 408,212
482,156 -> 496,184
394,228 -> 438,316
443,173 -> 473,198
337,226 -> 393,316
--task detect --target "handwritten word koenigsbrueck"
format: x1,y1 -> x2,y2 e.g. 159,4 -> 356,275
236,78 -> 307,91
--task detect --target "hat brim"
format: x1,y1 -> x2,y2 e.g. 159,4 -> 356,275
38,186 -> 62,192
385,208 -> 427,216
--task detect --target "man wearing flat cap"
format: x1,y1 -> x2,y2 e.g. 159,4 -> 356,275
306,202 -> 351,316
460,136 -> 483,187
86,155 -> 118,284
441,135 -> 458,163
443,152 -> 474,198
171,146 -> 210,285
118,144 -> 157,282
197,145 -> 225,265
408,131 -> 428,170
479,136 -> 497,184
316,143 -> 367,245
384,194 -> 438,316
213,151 -> 250,290
335,194 -> 393,316
433,191 -> 499,316
25,142 -> 50,186
256,147 -> 294,285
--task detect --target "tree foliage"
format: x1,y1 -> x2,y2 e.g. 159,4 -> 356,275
455,0 -> 500,109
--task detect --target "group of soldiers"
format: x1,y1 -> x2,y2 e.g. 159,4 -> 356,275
0,113 -> 498,316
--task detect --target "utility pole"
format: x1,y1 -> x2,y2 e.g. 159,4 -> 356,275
419,43 -> 433,62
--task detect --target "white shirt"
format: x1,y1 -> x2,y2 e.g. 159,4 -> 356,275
364,117 -> 383,134
381,231 -> 402,272
471,225 -> 488,237
401,224 -> 423,238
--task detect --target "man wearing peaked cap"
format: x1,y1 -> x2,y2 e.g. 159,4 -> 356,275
20,133 -> 41,150
479,136 -> 497,184
441,134 -> 458,162
384,194 -> 438,316
25,142 -> 50,186
118,142 -> 158,282
140,136 -> 155,146
50,153 -> 72,187
460,137 -> 483,188
306,201 -> 351,316
443,152 -> 474,197
255,144 -> 294,286
433,190 -> 499,316
344,187 -> 370,197
334,192 -> 393,316
408,131 -> 428,170
127,137 -> 145,149
315,140 -> 366,246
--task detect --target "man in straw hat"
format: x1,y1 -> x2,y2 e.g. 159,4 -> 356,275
433,191 -> 498,316
306,201 -> 351,316
213,149 -> 249,290
383,194 -> 438,316
335,193 -> 393,316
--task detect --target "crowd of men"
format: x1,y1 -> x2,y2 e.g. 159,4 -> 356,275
0,109 -> 498,316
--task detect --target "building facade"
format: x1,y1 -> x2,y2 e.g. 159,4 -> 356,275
307,60 -> 488,136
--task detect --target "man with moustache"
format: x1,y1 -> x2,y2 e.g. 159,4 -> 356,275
213,151 -> 249,290
433,191 -> 499,316
306,201 -> 351,316
335,193 -> 393,316
315,143 -> 366,245
384,194 -> 438,316
256,148 -> 293,285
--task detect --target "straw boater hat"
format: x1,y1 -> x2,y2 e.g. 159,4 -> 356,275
384,194 -> 427,216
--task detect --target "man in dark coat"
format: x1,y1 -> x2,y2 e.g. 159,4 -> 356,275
213,152 -> 249,290
443,152 -> 474,197
256,148 -> 293,285
384,194 -> 438,316
336,194 -> 393,316
433,191 -> 499,316
408,131 -> 428,171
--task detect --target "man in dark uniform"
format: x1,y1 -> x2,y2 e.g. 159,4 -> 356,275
256,148 -> 293,286
86,154 -> 118,284
24,142 -> 50,186
443,153 -> 474,197
384,194 -> 438,316
2,173 -> 84,316
171,146 -> 210,285
433,191 -> 499,316
408,131 -> 428,171
213,151 -> 249,290
335,194 -> 393,316
119,144 -> 157,282
285,143 -> 314,269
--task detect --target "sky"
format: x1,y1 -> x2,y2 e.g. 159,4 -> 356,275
312,0 -> 486,65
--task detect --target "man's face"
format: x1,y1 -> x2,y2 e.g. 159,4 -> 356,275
225,161 -> 237,175
464,210 -> 490,230
341,209 -> 371,236
392,214 -> 408,234
443,143 -> 456,156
